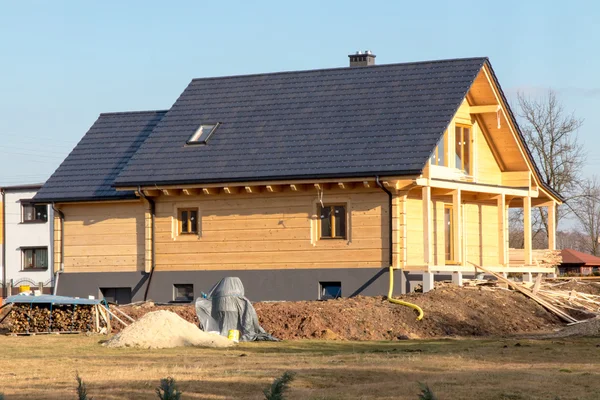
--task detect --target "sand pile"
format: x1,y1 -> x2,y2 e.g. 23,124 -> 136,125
105,310 -> 233,349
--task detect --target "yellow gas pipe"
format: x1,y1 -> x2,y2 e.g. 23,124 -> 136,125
387,266 -> 424,321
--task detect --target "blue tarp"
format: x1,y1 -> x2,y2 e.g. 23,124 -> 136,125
4,294 -> 100,306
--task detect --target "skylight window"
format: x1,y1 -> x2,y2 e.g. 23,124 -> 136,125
187,123 -> 219,145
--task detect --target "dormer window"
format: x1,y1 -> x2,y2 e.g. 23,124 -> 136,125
187,123 -> 219,145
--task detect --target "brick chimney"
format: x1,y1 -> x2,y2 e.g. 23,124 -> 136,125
348,50 -> 376,67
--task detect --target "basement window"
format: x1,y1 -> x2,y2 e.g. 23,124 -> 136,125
187,123 -> 219,145
320,282 -> 341,300
173,284 -> 194,302
100,288 -> 132,305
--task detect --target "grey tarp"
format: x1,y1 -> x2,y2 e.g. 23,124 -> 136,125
195,277 -> 278,341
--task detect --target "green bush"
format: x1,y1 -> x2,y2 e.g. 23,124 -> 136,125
75,372 -> 92,400
417,382 -> 438,400
156,377 -> 182,400
264,371 -> 296,400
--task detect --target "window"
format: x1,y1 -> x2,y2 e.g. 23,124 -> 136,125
320,282 -> 341,300
22,247 -> 48,270
22,203 -> 48,223
100,288 -> 132,305
444,205 -> 454,263
318,204 -> 346,239
187,123 -> 219,145
430,134 -> 446,166
173,284 -> 194,302
179,208 -> 198,234
455,125 -> 471,174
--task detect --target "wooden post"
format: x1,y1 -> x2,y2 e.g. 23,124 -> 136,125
452,189 -> 461,265
497,194 -> 507,266
523,196 -> 532,265
391,193 -> 408,269
548,202 -> 556,251
143,199 -> 153,273
422,186 -> 433,266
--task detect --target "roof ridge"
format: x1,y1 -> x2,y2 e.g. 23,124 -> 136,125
190,56 -> 489,83
99,110 -> 169,117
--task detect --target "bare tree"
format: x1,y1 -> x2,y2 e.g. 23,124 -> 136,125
572,177 -> 600,255
514,89 -> 585,235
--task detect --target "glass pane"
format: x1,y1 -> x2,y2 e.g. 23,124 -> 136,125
437,136 -> 445,166
455,126 -> 462,169
190,210 -> 198,233
36,249 -> 48,268
34,205 -> 48,221
334,206 -> 346,238
23,205 -> 34,221
321,282 -> 341,299
320,206 -> 332,238
198,125 -> 216,142
444,207 -> 452,261
463,128 -> 470,174
24,249 -> 34,269
181,210 -> 188,233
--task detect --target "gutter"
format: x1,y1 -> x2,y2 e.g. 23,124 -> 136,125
51,203 -> 64,295
138,187 -> 156,301
1,189 -> 5,298
375,176 -> 393,268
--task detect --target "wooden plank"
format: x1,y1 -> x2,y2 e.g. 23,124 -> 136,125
182,189 -> 200,196
244,186 -> 260,194
265,185 -> 281,193
470,105 -> 500,114
548,201 -> 556,250
423,186 -> 432,266
497,194 -> 507,266
452,189 -> 462,265
202,188 -> 217,195
222,187 -> 240,195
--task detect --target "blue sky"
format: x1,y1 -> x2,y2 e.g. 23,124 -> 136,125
0,0 -> 598,186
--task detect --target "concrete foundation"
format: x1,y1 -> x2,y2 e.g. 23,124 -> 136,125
522,272 -> 533,283
422,272 -> 435,293
452,271 -> 463,287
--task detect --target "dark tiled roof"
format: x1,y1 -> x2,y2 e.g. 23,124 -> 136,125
34,111 -> 167,202
114,58 -> 488,187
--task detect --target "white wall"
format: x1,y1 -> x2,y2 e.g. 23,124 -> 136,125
4,189 -> 53,289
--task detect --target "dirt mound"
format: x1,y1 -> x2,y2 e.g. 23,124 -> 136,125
255,286 -> 562,340
105,310 -> 233,349
546,280 -> 600,296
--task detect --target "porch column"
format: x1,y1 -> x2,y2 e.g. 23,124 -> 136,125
497,194 -> 507,266
548,201 -> 556,251
452,189 -> 462,266
523,196 -> 532,265
422,186 -> 433,267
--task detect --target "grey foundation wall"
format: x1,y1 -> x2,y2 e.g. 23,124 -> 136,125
55,268 -> 460,303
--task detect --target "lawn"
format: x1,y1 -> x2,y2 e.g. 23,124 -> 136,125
0,335 -> 599,399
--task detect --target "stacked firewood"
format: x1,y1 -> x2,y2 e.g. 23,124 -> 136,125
9,304 -> 95,334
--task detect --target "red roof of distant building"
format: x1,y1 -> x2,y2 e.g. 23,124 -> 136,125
561,249 -> 600,266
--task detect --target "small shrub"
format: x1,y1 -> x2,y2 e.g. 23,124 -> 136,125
264,371 -> 296,400
156,377 -> 182,400
75,372 -> 92,400
417,382 -> 438,400
0,393 -> 4,400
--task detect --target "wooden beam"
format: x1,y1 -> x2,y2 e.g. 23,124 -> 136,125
202,188 -> 217,195
222,187 -> 240,195
548,201 -> 556,251
181,189 -> 200,196
497,193 -> 507,266
289,184 -> 306,192
244,186 -> 260,194
143,189 -> 160,197
265,185 -> 281,193
416,178 -> 530,197
422,186 -> 433,266
363,181 -> 372,188
337,182 -> 354,190
161,189 -> 181,196
452,189 -> 462,266
314,183 -> 330,191
470,105 -> 501,114
523,196 -> 532,265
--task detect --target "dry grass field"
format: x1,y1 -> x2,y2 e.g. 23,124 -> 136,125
0,335 -> 599,399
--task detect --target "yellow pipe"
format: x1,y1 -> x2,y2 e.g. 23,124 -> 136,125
387,266 -> 424,321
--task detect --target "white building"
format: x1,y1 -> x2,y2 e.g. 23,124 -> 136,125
1,184 -> 54,296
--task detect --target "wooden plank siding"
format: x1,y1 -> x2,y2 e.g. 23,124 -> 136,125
61,202 -> 145,272
0,200 -> 3,245
152,189 -> 389,271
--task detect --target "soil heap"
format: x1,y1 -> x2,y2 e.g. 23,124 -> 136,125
105,310 -> 233,349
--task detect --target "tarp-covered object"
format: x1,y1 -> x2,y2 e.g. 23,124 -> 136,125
195,277 -> 278,341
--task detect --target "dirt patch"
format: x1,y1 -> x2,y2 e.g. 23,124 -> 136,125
546,280 -> 600,296
113,285 -> 564,340
105,310 -> 233,349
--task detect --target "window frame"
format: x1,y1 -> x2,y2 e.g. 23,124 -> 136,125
173,284 -> 194,303
318,204 -> 347,240
443,204 -> 456,264
21,247 -> 49,270
430,131 -> 447,167
178,208 -> 199,235
21,203 -> 48,224
186,123 -> 220,145
454,124 -> 472,174
319,281 -> 342,300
